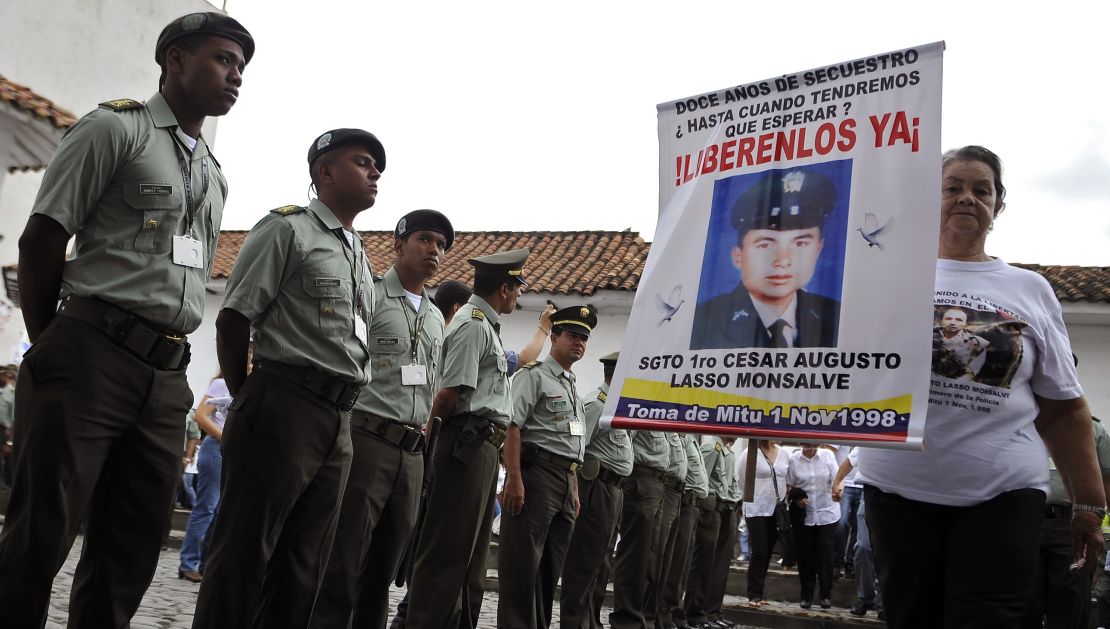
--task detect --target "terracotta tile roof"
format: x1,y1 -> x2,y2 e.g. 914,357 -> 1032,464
0,75 -> 77,130
1013,264 -> 1110,303
212,230 -> 649,295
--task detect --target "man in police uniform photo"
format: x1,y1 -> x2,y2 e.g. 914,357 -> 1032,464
193,128 -> 383,628
310,209 -> 453,628
0,12 -> 253,628
691,168 -> 842,350
405,248 -> 530,628
498,306 -> 597,627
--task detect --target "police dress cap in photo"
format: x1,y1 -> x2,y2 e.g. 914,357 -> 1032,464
396,209 -> 454,251
155,12 -> 255,65
731,169 -> 837,235
307,128 -> 386,173
551,306 -> 598,338
599,351 -> 619,364
468,248 -> 530,285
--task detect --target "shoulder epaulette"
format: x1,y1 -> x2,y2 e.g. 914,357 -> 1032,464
270,205 -> 305,216
520,360 -> 540,370
714,441 -> 723,453
597,390 -> 608,402
470,308 -> 486,320
99,99 -> 143,112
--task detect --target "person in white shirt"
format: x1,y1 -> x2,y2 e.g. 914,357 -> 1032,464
737,440 -> 789,606
786,443 -> 839,610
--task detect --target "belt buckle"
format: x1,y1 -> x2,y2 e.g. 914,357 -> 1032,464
569,462 -> 580,474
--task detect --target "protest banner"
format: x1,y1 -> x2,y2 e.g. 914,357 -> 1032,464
600,43 -> 944,448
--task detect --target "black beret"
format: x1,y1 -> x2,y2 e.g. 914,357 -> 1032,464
731,170 -> 836,239
307,128 -> 386,173
469,248 -> 530,286
551,306 -> 598,338
156,12 -> 255,66
396,209 -> 454,251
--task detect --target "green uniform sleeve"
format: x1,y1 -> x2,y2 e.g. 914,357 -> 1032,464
31,110 -> 131,235
583,396 -> 604,444
222,216 -> 297,320
439,320 -> 484,391
510,368 -> 540,429
1093,421 -> 1110,476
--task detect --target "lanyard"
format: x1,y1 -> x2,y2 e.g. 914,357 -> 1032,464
336,230 -> 366,318
399,298 -> 427,364
559,371 -> 578,418
169,131 -> 209,235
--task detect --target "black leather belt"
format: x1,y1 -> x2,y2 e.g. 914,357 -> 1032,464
253,360 -> 361,411
698,495 -> 719,511
662,476 -> 685,492
596,466 -> 628,489
682,489 -> 700,506
455,413 -> 507,449
56,295 -> 189,370
717,500 -> 738,513
486,423 -> 507,449
534,448 -> 582,473
352,411 -> 423,453
631,465 -> 665,482
1044,504 -> 1071,520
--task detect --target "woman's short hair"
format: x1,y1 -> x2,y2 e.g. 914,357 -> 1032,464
942,145 -> 1007,215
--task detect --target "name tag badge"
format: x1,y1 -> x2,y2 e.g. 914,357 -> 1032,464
569,417 -> 585,436
172,235 -> 204,268
354,314 -> 368,347
401,364 -> 428,386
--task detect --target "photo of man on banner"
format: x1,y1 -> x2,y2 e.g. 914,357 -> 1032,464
691,161 -> 851,350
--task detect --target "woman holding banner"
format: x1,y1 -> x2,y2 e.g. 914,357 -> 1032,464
857,145 -> 1104,628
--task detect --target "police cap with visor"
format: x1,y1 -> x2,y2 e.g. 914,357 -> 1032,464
550,306 -> 598,338
468,248 -> 530,286
731,169 -> 837,242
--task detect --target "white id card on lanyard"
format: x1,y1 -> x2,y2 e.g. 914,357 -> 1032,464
172,235 -> 204,268
568,416 -> 585,436
354,314 -> 368,346
401,364 -> 428,385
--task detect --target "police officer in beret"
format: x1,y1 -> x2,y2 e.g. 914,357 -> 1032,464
406,248 -> 530,628
560,351 -> 635,629
311,209 -> 452,629
691,169 -> 841,350
0,12 -> 253,628
193,128 -> 382,628
498,306 -> 596,627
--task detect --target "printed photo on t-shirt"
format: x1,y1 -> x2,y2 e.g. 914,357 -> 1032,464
930,304 -> 1026,388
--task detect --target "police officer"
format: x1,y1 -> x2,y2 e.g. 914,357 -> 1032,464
610,427 -> 671,628
645,434 -> 687,627
311,210 -> 453,628
0,12 -> 253,628
659,433 -> 710,629
193,128 -> 382,628
406,248 -> 530,628
685,436 -> 739,628
498,306 -> 596,627
560,351 -> 634,629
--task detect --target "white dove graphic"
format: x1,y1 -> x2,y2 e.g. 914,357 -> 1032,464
657,285 -> 685,326
857,212 -> 895,249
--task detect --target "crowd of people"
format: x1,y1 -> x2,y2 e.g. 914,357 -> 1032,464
0,9 -> 1106,629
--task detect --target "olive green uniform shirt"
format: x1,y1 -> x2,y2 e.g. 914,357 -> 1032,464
1046,420 -> 1110,505
439,296 -> 511,428
0,386 -> 15,430
702,438 -> 739,501
511,355 -> 587,463
682,434 -> 709,498
31,93 -> 225,333
631,430 -> 671,472
664,433 -> 688,482
353,267 -> 445,427
582,383 -> 634,477
222,199 -> 372,384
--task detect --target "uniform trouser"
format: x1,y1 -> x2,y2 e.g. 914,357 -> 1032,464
1021,515 -> 1093,629
179,437 -> 223,573
498,460 -> 578,628
865,484 -> 1045,629
645,486 -> 682,626
745,515 -> 778,599
661,496 -> 701,627
407,418 -> 500,629
192,371 -> 353,629
609,471 -> 666,629
795,522 -> 836,602
592,519 -> 621,629
310,425 -> 423,629
683,504 -> 722,625
560,474 -> 624,629
0,316 -> 190,629
706,508 -> 738,620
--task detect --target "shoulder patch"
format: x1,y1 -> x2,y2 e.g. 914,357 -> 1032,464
714,441 -> 723,453
98,99 -> 143,111
598,390 -> 608,402
520,360 -> 541,370
470,308 -> 486,320
270,205 -> 306,216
